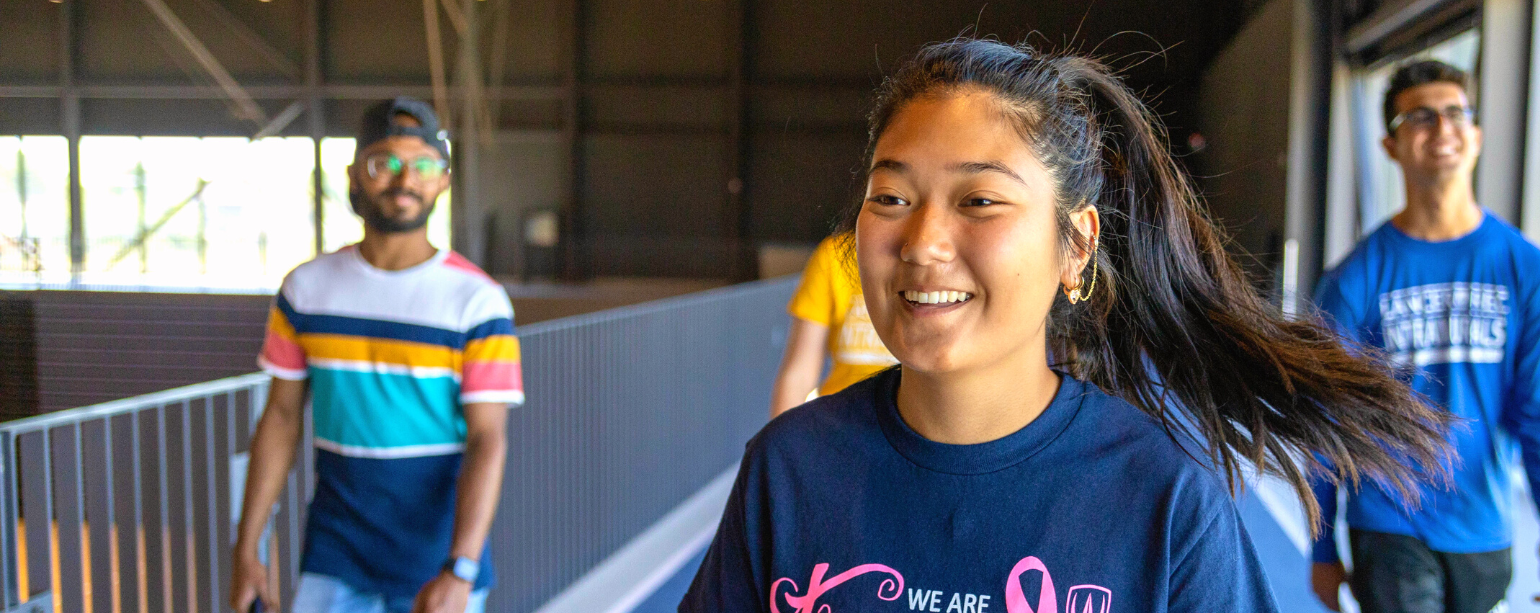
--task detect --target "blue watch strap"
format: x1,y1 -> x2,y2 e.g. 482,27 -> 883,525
444,556 -> 480,583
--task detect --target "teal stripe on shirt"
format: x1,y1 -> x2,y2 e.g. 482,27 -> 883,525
308,367 -> 467,450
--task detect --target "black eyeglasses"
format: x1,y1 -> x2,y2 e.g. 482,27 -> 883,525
1389,105 -> 1477,133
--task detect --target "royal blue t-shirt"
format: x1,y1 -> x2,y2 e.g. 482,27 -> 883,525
1309,212 -> 1540,562
681,369 -> 1278,613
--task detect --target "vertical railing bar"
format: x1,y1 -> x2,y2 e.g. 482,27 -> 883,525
285,469 -> 299,604
225,388 -> 239,613
156,404 -> 169,613
40,426 -> 53,603
99,413 -> 115,613
131,407 -> 144,613
0,431 -> 15,608
180,402 -> 194,613
67,421 -> 86,613
204,393 -> 220,613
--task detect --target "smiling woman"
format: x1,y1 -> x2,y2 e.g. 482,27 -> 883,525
680,38 -> 1454,613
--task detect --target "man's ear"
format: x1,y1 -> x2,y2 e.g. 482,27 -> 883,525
1381,135 -> 1397,161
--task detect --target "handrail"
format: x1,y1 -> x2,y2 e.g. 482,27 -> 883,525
0,373 -> 269,435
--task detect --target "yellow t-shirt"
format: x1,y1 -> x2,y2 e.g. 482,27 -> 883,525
787,236 -> 898,395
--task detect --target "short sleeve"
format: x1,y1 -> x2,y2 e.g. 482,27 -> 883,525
460,285 -> 525,406
258,289 -> 308,380
787,238 -> 839,326
1167,505 -> 1280,612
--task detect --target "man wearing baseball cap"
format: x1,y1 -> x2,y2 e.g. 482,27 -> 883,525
231,97 -> 523,613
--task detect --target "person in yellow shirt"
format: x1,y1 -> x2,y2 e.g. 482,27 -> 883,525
770,234 -> 898,416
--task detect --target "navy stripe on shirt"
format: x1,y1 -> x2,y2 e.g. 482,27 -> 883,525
277,293 -> 468,348
466,317 -> 515,341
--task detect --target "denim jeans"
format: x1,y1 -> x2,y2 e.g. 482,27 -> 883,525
290,573 -> 490,613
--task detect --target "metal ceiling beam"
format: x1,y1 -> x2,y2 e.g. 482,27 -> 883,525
60,0 -> 83,278
305,0 -> 325,256
187,0 -> 301,81
453,0 -> 485,265
438,0 -> 470,36
0,84 -> 565,100
725,0 -> 754,281
559,0 -> 586,280
484,0 -> 512,136
252,100 -> 306,139
423,0 -> 452,131
1346,0 -> 1459,53
138,0 -> 268,125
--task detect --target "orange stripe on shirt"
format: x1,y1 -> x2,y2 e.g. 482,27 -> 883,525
464,335 -> 521,363
298,334 -> 462,371
267,305 -> 298,341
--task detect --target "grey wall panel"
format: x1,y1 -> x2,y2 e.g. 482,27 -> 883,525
751,84 -> 870,127
585,84 -> 728,128
80,98 -> 302,137
324,0 -> 440,82
0,295 -> 39,421
0,1 -> 61,84
1194,0 -> 1295,279
0,99 -> 61,139
581,133 -> 730,276
584,0 -> 729,78
477,133 -> 566,276
29,291 -> 270,413
751,0 -> 1007,79
77,0 -> 294,84
499,0 -> 564,81
748,132 -> 867,243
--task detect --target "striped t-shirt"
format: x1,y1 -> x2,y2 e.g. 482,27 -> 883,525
258,245 -> 522,596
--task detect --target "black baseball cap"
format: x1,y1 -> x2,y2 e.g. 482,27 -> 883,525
356,96 -> 451,161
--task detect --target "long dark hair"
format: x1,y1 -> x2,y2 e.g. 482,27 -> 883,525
839,38 -> 1450,530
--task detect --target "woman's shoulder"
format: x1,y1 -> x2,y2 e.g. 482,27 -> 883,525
1062,382 -> 1233,497
748,373 -> 890,459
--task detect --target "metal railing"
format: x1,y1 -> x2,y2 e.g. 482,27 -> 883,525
0,275 -> 796,613
0,373 -> 309,613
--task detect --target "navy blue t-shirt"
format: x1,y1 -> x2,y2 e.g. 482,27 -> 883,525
681,369 -> 1278,613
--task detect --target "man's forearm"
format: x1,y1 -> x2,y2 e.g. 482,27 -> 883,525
449,429 -> 507,560
234,399 -> 305,557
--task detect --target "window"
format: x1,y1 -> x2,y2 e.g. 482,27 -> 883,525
77,136 -> 317,288
0,136 -> 70,281
1352,29 -> 1481,234
0,135 -> 452,290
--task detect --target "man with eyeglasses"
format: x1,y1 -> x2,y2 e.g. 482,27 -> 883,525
1309,60 -> 1540,613
231,97 -> 523,613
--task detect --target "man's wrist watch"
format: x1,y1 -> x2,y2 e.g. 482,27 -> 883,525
443,556 -> 480,583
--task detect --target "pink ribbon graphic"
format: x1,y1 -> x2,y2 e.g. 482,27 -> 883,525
1004,556 -> 1058,613
770,562 -> 905,613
